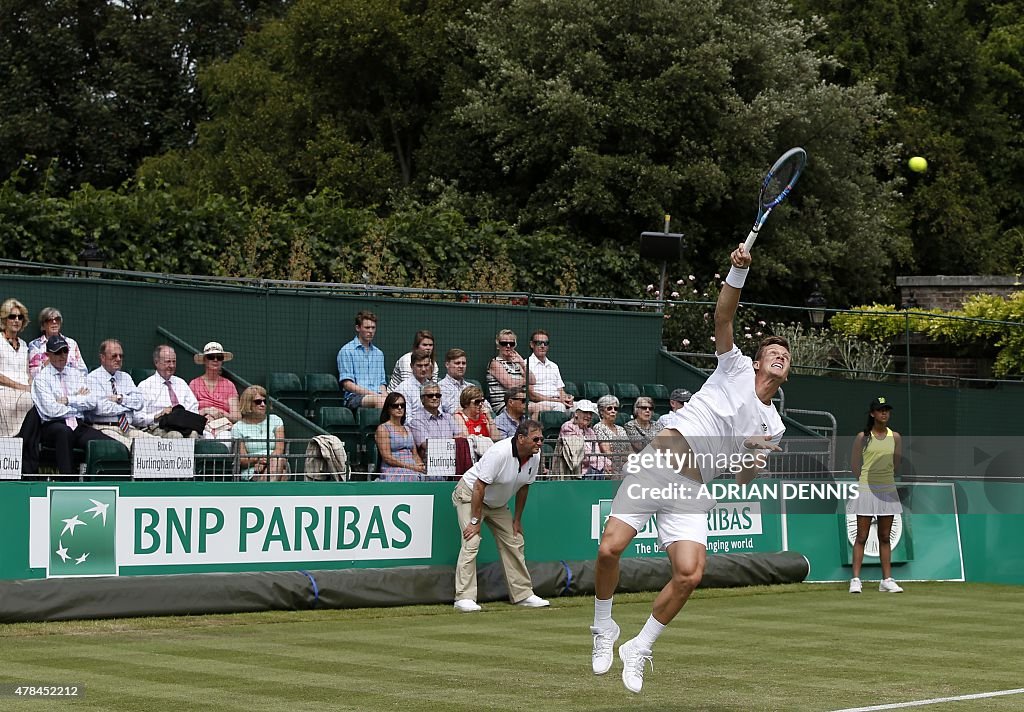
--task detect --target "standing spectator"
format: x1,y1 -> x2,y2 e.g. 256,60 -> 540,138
408,380 -> 459,466
394,349 -> 434,421
558,400 -> 612,477
451,419 -> 549,612
233,385 -> 288,481
27,307 -> 88,379
85,339 -> 152,446
455,386 -> 500,441
31,335 -> 112,474
375,392 -> 427,481
624,396 -> 659,453
439,348 -> 481,416
189,341 -> 240,438
495,388 -> 528,439
388,330 -> 439,390
337,310 -> 388,409
848,397 -> 905,594
138,345 -> 202,437
593,394 -> 630,475
485,329 -> 534,415
657,388 -> 692,430
527,329 -> 574,412
0,298 -> 32,437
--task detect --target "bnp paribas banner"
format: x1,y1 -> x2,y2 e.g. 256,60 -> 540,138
29,487 -> 434,578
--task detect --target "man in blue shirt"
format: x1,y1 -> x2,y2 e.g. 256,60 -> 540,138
337,310 -> 388,409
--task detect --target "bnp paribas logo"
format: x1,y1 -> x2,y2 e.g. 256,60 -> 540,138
48,488 -> 118,578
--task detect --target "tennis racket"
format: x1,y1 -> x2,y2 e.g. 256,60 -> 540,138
743,147 -> 807,252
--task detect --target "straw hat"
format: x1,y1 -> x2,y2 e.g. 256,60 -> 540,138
194,341 -> 234,364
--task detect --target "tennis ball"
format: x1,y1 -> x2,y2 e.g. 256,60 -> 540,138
909,156 -> 928,173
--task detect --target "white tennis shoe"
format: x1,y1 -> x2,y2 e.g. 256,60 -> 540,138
849,577 -> 862,594
618,637 -> 653,694
454,599 -> 481,612
590,621 -> 620,675
879,578 -> 904,593
515,594 -> 550,608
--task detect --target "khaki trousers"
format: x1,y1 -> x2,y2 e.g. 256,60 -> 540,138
92,424 -> 155,448
452,483 -> 534,604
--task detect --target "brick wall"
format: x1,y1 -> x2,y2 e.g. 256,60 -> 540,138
894,276 -> 1017,381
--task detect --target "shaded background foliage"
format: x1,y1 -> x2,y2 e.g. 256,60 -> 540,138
1,0 -> 1022,307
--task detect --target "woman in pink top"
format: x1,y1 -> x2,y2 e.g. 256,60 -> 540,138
189,341 -> 240,436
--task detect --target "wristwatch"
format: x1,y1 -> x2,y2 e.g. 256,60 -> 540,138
469,517 -> 480,526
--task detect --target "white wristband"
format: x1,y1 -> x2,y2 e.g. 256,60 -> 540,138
725,266 -> 749,289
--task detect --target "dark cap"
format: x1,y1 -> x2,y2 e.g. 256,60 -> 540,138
46,334 -> 69,353
870,396 -> 893,411
670,388 -> 692,403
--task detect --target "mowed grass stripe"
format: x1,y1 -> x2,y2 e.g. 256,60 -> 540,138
1,583 -> 1022,712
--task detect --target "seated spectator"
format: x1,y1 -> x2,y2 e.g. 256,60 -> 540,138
455,386 -> 500,441
138,345 -> 203,438
439,348 -> 491,416
527,329 -> 574,412
31,335 -> 113,474
624,396 -> 659,453
485,329 -> 535,415
394,348 -> 434,421
388,330 -> 439,390
0,298 -> 32,437
84,339 -> 153,447
375,392 -> 427,481
27,306 -> 88,379
657,388 -> 692,430
408,380 -> 458,466
557,399 -> 612,477
337,309 -> 388,409
189,341 -> 240,438
593,394 -> 630,475
495,388 -> 528,439
232,385 -> 287,481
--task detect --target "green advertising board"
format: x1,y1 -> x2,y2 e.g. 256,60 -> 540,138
0,479 -> 1016,583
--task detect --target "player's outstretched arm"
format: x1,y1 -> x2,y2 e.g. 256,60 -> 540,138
714,244 -> 752,355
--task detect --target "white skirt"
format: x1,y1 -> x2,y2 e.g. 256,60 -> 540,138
847,483 -> 903,516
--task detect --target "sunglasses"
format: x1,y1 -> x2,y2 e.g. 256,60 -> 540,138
472,398 -> 486,405
604,406 -> 618,411
637,405 -> 653,410
524,435 -> 543,443
205,354 -> 224,361
253,398 -> 267,405
393,402 -> 406,409
509,396 -> 526,402
6,314 -> 24,321
532,340 -> 549,346
422,393 -> 441,399
44,316 -> 62,323
498,341 -> 516,347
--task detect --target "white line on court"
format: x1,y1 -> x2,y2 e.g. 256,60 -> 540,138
831,688 -> 1024,711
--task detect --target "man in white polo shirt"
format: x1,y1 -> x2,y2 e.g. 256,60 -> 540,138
451,418 -> 549,612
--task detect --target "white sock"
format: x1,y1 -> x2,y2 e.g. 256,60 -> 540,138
634,615 -> 666,650
593,597 -> 613,627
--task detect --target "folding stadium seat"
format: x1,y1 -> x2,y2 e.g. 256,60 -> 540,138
131,368 -> 156,384
613,383 -> 641,413
538,410 -> 569,441
317,407 -> 360,468
86,439 -> 131,477
195,439 -> 232,479
582,381 -> 610,401
305,372 -> 346,420
641,383 -> 671,413
267,372 -> 306,416
562,381 -> 579,399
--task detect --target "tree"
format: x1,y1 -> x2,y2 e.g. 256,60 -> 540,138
418,0 -> 911,305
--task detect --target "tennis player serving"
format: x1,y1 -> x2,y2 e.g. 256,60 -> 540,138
590,243 -> 791,694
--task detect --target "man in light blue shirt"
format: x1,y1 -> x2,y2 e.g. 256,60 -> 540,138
31,335 -> 113,473
337,310 -> 388,409
85,339 -> 153,446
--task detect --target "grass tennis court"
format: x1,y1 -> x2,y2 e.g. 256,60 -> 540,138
1,582 -> 1020,711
